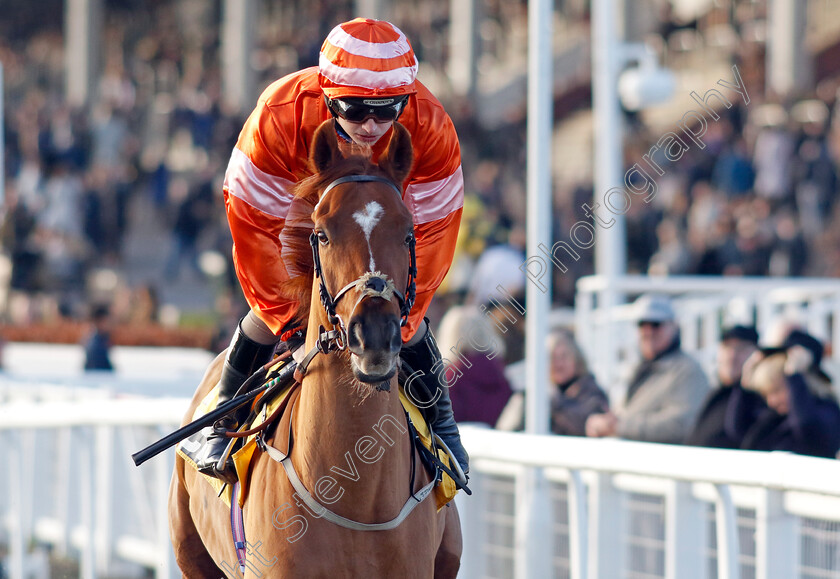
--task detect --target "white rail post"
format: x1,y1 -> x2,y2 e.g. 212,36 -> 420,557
665,480 -> 706,579
714,484 -> 739,579
155,447 -> 178,579
56,425 -> 73,556
454,472 -> 484,578
80,428 -> 96,579
755,488 -> 798,579
568,470 -> 589,579
588,472 -> 623,579
95,425 -> 114,574
515,467 -> 552,579
19,430 -> 36,560
7,432 -> 25,579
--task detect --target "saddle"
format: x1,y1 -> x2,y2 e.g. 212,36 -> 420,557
177,359 -> 458,510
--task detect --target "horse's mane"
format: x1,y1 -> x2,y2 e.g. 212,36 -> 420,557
278,146 -> 388,330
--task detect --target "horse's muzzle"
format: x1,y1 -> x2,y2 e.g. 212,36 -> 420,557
346,297 -> 401,383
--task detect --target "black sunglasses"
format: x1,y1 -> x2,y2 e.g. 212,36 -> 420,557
326,96 -> 407,123
637,320 -> 663,329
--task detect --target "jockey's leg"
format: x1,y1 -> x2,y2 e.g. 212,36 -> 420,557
195,312 -> 278,481
400,319 -> 469,475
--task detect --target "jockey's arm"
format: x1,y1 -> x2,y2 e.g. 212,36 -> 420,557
404,319 -> 427,347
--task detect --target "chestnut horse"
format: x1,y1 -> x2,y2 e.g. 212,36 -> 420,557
169,120 -> 462,578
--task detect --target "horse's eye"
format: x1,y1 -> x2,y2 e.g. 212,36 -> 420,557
316,231 -> 329,245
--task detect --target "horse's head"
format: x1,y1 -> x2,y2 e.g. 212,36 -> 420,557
305,120 -> 415,384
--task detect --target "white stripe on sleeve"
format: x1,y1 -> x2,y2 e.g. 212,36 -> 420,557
223,148 -> 296,218
405,166 -> 464,225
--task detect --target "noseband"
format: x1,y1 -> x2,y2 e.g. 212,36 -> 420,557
295,174 -> 417,380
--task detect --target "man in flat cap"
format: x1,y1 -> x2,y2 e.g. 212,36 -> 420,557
586,294 -> 710,444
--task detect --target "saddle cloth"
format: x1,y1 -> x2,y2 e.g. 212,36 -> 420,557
177,374 -> 458,510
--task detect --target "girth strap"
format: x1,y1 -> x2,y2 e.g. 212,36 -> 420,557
258,395 -> 436,532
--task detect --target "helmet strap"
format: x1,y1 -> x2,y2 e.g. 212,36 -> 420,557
324,95 -> 339,120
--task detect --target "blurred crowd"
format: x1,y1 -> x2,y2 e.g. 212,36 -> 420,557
2,0 -> 840,391
449,293 -> 840,460
0,0 -> 530,336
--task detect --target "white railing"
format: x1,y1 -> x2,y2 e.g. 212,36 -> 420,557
5,373 -> 840,579
575,275 -> 840,398
457,425 -> 840,579
0,383 -> 188,579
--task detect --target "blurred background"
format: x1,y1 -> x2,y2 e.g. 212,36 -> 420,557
3,0 -> 840,350
5,0 -> 840,578
5,0 -> 839,355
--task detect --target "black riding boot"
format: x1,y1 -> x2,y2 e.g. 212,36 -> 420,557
400,321 -> 469,476
194,321 -> 277,482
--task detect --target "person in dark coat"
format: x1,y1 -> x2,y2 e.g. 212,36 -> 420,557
686,325 -> 765,447
496,329 -> 609,435
734,330 -> 840,459
437,305 -> 513,426
83,304 -> 114,371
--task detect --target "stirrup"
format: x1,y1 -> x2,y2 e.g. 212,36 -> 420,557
213,433 -> 239,484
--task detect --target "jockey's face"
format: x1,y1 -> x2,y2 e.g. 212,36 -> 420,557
336,115 -> 394,146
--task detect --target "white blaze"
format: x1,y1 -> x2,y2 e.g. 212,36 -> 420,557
353,201 -> 385,271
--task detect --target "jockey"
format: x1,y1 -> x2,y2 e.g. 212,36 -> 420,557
195,18 -> 469,482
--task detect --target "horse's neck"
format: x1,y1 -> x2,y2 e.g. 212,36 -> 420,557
290,342 -> 412,511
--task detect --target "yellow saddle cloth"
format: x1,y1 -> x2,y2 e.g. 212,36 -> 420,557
177,375 -> 458,511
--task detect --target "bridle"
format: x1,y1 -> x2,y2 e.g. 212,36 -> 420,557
258,174 -> 454,533
296,174 -> 417,380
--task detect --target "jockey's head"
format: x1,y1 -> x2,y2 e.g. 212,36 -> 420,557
319,18 -> 417,146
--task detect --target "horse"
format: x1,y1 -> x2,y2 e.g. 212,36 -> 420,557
168,120 -> 462,578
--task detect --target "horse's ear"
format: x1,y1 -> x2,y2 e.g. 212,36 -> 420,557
378,123 -> 414,187
309,120 -> 343,174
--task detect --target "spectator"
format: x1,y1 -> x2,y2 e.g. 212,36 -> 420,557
83,304 -> 114,371
497,329 -> 609,435
466,225 -> 526,307
768,210 -> 808,277
735,330 -> 840,458
164,177 -> 213,280
585,294 -> 710,444
436,305 -> 512,426
686,325 -> 764,448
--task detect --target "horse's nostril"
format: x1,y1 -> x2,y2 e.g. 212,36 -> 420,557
365,277 -> 386,293
348,321 -> 363,350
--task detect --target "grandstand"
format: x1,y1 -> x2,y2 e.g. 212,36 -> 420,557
4,0 -> 840,578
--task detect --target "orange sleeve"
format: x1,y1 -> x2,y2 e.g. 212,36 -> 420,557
223,70 -> 326,335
